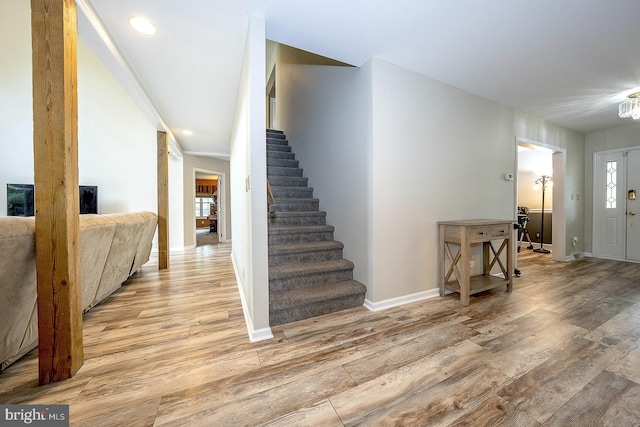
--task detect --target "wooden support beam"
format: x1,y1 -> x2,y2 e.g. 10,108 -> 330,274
157,131 -> 169,269
31,0 -> 83,384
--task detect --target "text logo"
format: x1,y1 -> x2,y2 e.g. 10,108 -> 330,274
1,405 -> 69,426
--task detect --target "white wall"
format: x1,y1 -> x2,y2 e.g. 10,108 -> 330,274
370,58 -> 517,301
0,2 -> 185,250
230,16 -> 270,339
77,40 -> 157,214
584,123 -> 640,252
276,45 -> 372,289
0,1 -> 33,201
182,154 -> 231,248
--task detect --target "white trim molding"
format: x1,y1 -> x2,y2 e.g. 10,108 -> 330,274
232,255 -> 274,343
364,288 -> 441,312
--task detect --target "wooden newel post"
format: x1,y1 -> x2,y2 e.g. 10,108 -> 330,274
31,0 -> 84,384
157,131 -> 169,269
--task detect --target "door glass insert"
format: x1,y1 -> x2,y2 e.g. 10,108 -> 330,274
606,160 -> 617,209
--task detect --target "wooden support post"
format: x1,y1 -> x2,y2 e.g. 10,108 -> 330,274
157,131 -> 169,269
31,0 -> 83,384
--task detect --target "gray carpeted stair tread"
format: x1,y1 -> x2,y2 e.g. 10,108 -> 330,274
272,197 -> 319,203
268,176 -> 308,187
269,294 -> 365,326
270,186 -> 313,191
269,259 -> 354,280
268,211 -> 325,218
269,280 -> 367,311
267,151 -> 295,160
269,198 -> 320,212
268,211 -> 327,226
267,158 -> 300,168
270,186 -> 314,199
268,224 -> 334,235
266,144 -> 292,153
268,240 -> 343,255
268,166 -> 304,177
266,138 -> 289,146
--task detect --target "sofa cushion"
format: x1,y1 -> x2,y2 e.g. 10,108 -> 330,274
0,217 -> 37,369
130,211 -> 157,275
91,213 -> 146,307
79,215 -> 117,311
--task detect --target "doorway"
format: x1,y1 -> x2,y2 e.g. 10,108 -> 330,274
593,148 -> 640,261
194,169 -> 225,247
515,139 -> 567,264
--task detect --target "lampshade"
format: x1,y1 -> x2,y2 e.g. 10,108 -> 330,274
619,93 -> 640,120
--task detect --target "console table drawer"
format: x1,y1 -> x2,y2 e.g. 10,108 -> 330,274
466,226 -> 491,242
491,225 -> 510,238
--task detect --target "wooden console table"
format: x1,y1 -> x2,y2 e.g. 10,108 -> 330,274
439,219 -> 513,305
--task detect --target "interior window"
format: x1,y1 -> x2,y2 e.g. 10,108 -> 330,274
195,197 -> 213,217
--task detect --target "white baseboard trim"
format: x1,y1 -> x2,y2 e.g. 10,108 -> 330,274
231,255 -> 274,343
249,327 -> 275,342
364,288 -> 441,312
565,252 -> 588,261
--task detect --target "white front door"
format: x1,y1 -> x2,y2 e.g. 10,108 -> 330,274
594,151 -> 626,259
626,149 -> 640,261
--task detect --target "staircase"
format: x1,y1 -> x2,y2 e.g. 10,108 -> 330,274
266,129 -> 367,326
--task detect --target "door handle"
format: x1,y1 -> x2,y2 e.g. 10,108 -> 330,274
628,211 -> 636,216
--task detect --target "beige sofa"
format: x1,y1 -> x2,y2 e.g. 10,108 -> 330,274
0,212 -> 157,370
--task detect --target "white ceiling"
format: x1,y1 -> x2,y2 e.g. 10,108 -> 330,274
78,0 -> 640,158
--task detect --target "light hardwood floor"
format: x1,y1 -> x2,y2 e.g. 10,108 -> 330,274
1,245 -> 640,426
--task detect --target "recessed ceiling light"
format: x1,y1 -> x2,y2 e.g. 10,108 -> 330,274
183,130 -> 193,136
128,16 -> 157,36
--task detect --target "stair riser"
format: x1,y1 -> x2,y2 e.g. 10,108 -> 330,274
268,176 -> 308,187
269,249 -> 344,267
270,187 -> 313,198
267,166 -> 303,177
269,294 -> 365,326
270,269 -> 354,292
270,200 -> 319,211
267,151 -> 295,160
267,158 -> 300,168
269,231 -> 334,245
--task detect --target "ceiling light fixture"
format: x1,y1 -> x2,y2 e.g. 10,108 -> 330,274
618,92 -> 640,120
128,16 -> 157,36
183,130 -> 193,136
